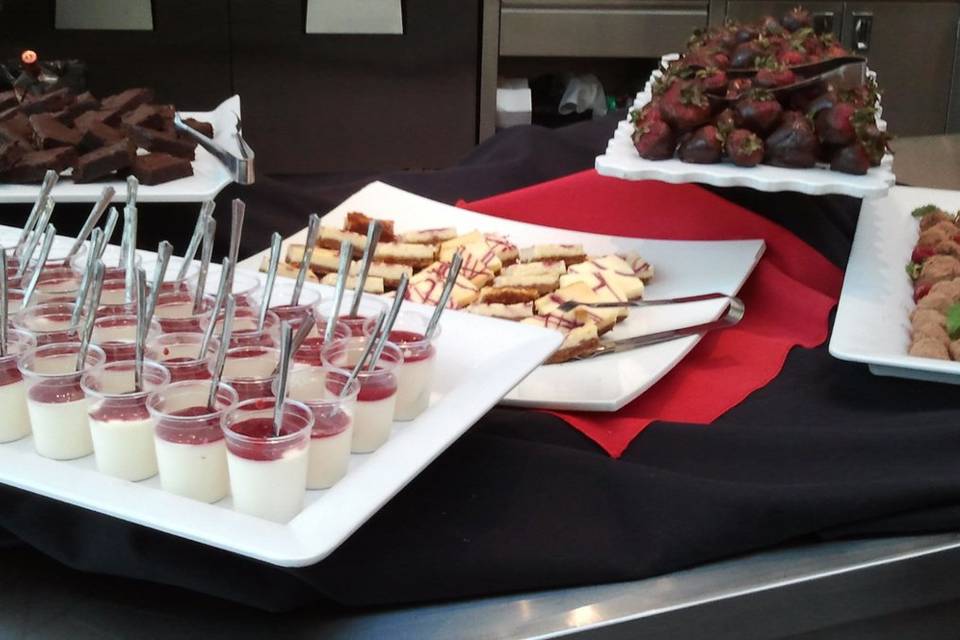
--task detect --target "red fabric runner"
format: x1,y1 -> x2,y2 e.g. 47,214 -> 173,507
459,170 -> 843,457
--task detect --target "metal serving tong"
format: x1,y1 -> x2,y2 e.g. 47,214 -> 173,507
567,294 -> 745,361
173,112 -> 255,185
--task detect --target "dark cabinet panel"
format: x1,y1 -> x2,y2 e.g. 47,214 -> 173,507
230,0 -> 480,174
0,0 -> 232,111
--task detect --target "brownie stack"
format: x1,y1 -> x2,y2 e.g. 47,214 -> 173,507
0,86 -> 213,185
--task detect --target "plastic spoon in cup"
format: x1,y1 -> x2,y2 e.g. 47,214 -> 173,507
291,214 -> 320,306
192,216 -> 217,313
70,228 -> 105,326
226,199 -> 245,293
257,232 -> 282,332
0,248 -> 7,358
368,273 -> 408,368
206,294 -> 236,410
273,315 -> 316,376
76,262 -> 106,371
15,196 -> 55,278
323,238 -> 354,343
341,312 -> 385,397
349,221 -> 381,316
20,224 -> 56,308
198,257 -> 232,357
98,207 -> 119,258
177,200 -> 215,281
144,241 -> 173,327
424,251 -> 463,339
122,177 -> 139,302
134,267 -> 147,391
16,170 -> 57,250
65,185 -> 114,260
273,321 -> 293,436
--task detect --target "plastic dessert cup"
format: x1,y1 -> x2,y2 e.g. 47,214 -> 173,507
92,314 -> 161,362
5,288 -> 25,315
321,338 -> 402,453
369,309 -> 438,422
291,319 -> 352,367
221,397 -> 313,523
27,265 -> 82,304
95,276 -> 139,313
0,329 -> 37,443
81,360 -> 170,481
267,280 -> 322,327
146,332 -> 219,383
220,345 -> 280,401
282,367 -> 359,489
70,250 -> 141,281
152,256 -> 198,295
193,270 -> 261,307
148,379 -> 238,502
212,306 -> 280,348
18,341 -> 106,460
153,292 -> 215,334
13,302 -> 85,345
314,291 -> 389,337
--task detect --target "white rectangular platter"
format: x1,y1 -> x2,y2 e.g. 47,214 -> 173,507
0,224 -> 562,566
0,95 -> 246,203
595,55 -> 895,199
241,181 -> 767,411
830,185 -> 960,383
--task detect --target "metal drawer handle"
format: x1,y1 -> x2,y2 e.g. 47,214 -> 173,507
853,12 -> 873,52
813,11 -> 834,35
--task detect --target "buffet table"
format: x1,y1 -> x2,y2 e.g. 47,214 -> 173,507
3,112 -> 960,637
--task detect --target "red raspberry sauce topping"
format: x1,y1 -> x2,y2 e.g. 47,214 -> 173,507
388,330 -> 435,363
227,417 -> 304,461
155,405 -> 224,445
313,409 -> 351,438
28,380 -> 85,404
89,398 -> 150,422
327,369 -> 397,402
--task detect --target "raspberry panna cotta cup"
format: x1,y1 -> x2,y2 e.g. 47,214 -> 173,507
321,337 -> 403,453
267,279 -> 322,328
292,319 -> 352,368
91,314 -> 162,362
212,306 -> 281,349
279,366 -> 360,489
221,397 -> 314,523
314,291 -> 389,337
363,309 -> 438,422
147,379 -> 238,503
81,360 -> 171,482
152,291 -> 217,334
146,332 -> 220,383
17,341 -> 106,460
220,345 -> 281,402
0,329 -> 37,443
13,302 -> 86,345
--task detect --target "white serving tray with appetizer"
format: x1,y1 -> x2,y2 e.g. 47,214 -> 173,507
241,181 -> 766,411
0,224 -> 561,566
0,95 -> 248,203
595,55 -> 895,199
831,186 -> 960,383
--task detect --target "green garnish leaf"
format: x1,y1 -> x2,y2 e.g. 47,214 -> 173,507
912,204 -> 940,218
905,262 -> 921,280
947,303 -> 960,340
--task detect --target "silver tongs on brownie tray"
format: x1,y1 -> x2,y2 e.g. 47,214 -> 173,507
173,112 -> 255,185
561,292 -> 745,361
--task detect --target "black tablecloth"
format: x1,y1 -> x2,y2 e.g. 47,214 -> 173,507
2,113 -> 959,612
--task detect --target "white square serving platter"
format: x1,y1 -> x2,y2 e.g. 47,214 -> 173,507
830,185 -> 960,383
0,95 -> 246,203
0,231 -> 562,566
241,181 -> 766,412
595,55 -> 895,199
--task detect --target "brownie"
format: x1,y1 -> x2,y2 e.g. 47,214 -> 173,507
128,124 -> 196,160
0,91 -> 17,112
131,152 -> 193,185
29,113 -> 82,149
0,114 -> 33,148
52,91 -> 100,125
183,117 -> 214,138
0,106 -> 21,123
0,147 -> 76,182
121,103 -> 174,130
74,108 -> 123,129
0,142 -> 25,173
73,140 -> 135,183
79,120 -> 124,151
101,88 -> 154,114
20,88 -> 74,115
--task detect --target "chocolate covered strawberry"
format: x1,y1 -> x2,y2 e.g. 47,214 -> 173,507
778,48 -> 807,66
814,102 -> 857,145
699,67 -> 728,94
715,108 -> 737,134
764,117 -> 819,167
630,102 -> 663,127
725,77 -> 753,99
855,120 -> 892,166
725,128 -> 764,167
678,125 -> 722,163
781,6 -> 812,32
633,120 -> 676,160
734,90 -> 783,135
760,15 -> 784,36
658,80 -> 712,131
731,41 -> 763,68
830,142 -> 871,175
755,64 -> 797,88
